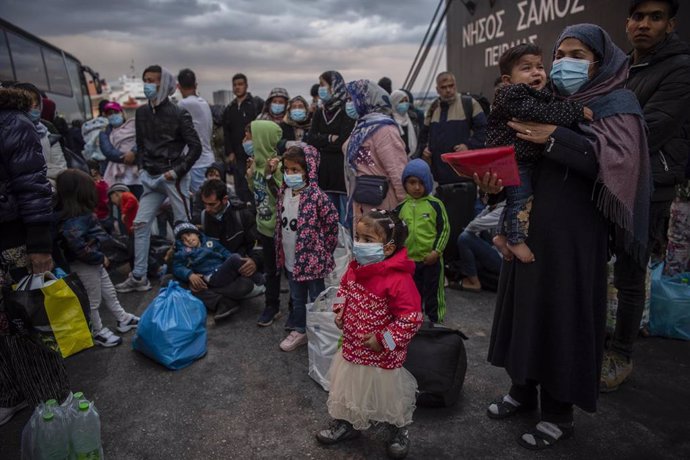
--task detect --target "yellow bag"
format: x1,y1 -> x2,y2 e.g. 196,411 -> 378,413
6,273 -> 93,358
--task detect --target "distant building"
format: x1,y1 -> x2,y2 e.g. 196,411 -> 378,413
213,90 -> 233,106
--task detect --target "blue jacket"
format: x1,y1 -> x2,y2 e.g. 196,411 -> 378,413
60,213 -> 111,265
172,234 -> 232,281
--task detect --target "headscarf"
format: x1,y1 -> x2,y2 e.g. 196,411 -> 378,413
554,23 -> 651,265
150,67 -> 177,107
344,79 -> 396,171
321,70 -> 348,115
282,95 -> 312,130
390,89 -> 417,155
258,87 -> 290,122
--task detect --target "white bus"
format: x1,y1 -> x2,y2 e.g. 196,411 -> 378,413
0,17 -> 102,122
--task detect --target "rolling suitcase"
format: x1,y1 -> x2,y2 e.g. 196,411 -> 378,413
434,181 -> 477,264
403,322 -> 468,407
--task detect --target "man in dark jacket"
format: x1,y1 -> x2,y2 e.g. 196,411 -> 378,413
0,85 -> 69,424
115,65 -> 202,293
602,0 -> 690,392
221,73 -> 264,204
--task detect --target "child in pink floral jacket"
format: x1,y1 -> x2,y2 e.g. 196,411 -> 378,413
275,144 -> 339,351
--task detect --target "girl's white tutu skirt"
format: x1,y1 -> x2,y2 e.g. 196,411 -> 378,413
326,350 -> 417,430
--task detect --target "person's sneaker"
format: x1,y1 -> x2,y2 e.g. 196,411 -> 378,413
257,308 -> 281,327
243,283 -> 266,299
600,351 -> 633,392
93,327 -> 123,348
114,273 -> 151,293
116,314 -> 140,333
0,401 -> 28,426
214,300 -> 240,321
316,419 -> 360,445
387,427 -> 410,459
280,331 -> 308,352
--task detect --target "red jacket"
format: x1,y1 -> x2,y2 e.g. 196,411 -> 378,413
119,192 -> 139,234
336,248 -> 422,370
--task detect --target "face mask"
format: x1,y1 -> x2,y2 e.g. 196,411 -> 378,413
28,108 -> 41,123
242,140 -> 254,157
290,108 -> 307,122
143,83 -> 158,100
550,57 -> 592,96
108,114 -> 124,128
353,241 -> 386,266
318,86 -> 331,102
395,102 -> 410,115
271,103 -> 285,115
345,101 -> 359,119
284,173 -> 305,189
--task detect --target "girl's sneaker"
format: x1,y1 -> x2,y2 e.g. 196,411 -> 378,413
93,327 -> 122,348
279,331 -> 307,352
316,419 -> 360,445
116,314 -> 140,333
387,427 -> 410,459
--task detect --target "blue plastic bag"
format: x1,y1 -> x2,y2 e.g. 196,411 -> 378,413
133,281 -> 208,369
649,263 -> 690,341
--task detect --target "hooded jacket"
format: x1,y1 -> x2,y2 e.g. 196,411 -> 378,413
627,33 -> 690,201
134,68 -> 202,178
248,120 -> 283,237
274,144 -> 339,281
395,159 -> 450,262
172,233 -> 232,281
0,87 -> 53,253
336,248 -> 423,369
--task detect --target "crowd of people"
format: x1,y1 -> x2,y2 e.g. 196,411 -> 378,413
1,0 -> 689,457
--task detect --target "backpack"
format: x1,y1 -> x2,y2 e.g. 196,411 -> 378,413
460,93 -> 491,130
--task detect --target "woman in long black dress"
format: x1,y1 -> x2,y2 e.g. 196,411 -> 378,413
485,24 -> 651,450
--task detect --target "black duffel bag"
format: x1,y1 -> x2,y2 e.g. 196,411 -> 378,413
403,322 -> 468,407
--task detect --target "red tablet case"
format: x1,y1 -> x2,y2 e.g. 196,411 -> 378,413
441,146 -> 520,186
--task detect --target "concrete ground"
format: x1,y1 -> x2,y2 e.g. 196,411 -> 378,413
1,272 -> 689,459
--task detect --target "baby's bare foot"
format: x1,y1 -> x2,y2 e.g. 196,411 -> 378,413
493,235 -> 513,261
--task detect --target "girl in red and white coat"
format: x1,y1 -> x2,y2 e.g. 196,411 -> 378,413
316,210 -> 423,459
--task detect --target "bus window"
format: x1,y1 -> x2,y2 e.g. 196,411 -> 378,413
43,48 -> 72,96
0,30 -> 14,81
7,31 -> 48,90
65,56 -> 88,120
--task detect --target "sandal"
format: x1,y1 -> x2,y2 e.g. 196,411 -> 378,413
517,421 -> 574,451
459,280 -> 482,293
486,396 -> 536,420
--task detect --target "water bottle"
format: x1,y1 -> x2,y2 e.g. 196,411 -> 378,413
70,401 -> 103,460
36,410 -> 70,460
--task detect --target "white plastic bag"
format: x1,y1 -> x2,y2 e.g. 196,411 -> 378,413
325,225 -> 352,289
306,287 -> 342,391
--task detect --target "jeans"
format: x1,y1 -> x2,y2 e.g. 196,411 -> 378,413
132,170 -> 191,279
208,253 -> 264,287
413,261 -> 444,323
456,231 -> 502,278
327,192 -> 349,228
260,233 -> 281,311
503,163 -> 534,244
71,262 -> 130,332
510,380 -> 573,424
286,271 -> 324,333
189,167 -> 207,194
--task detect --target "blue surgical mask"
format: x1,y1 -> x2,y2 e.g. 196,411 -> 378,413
242,140 -> 254,156
353,241 -> 386,266
345,101 -> 358,119
290,108 -> 307,122
143,83 -> 158,100
108,114 -> 124,128
271,103 -> 285,115
550,57 -> 592,96
395,102 -> 410,115
28,108 -> 42,123
284,173 -> 305,189
318,86 -> 331,102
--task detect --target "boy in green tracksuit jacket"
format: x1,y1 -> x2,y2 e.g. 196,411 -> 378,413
395,159 -> 450,322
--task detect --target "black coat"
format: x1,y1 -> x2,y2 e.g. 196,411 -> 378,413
134,99 -> 202,177
306,108 -> 355,193
221,93 -> 264,159
628,34 -> 690,201
0,89 -> 53,253
201,199 -> 259,265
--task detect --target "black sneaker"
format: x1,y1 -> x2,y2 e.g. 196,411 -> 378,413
256,307 -> 281,327
214,300 -> 239,321
387,427 -> 410,459
316,419 -> 360,445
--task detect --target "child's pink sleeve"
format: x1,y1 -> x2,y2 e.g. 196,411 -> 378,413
375,275 -> 423,352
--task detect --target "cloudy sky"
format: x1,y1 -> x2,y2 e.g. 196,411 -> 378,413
3,0 -> 446,102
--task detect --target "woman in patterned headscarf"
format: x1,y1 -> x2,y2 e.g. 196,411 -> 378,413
343,80 -> 408,223
306,71 -> 355,226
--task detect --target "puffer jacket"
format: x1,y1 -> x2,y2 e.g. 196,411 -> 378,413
135,98 -> 202,177
336,249 -> 423,370
0,88 -> 53,253
60,213 -> 111,265
274,144 -> 339,281
172,233 -> 232,281
628,33 -> 690,202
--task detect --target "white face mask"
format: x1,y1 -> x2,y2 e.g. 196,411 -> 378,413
353,241 -> 386,265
